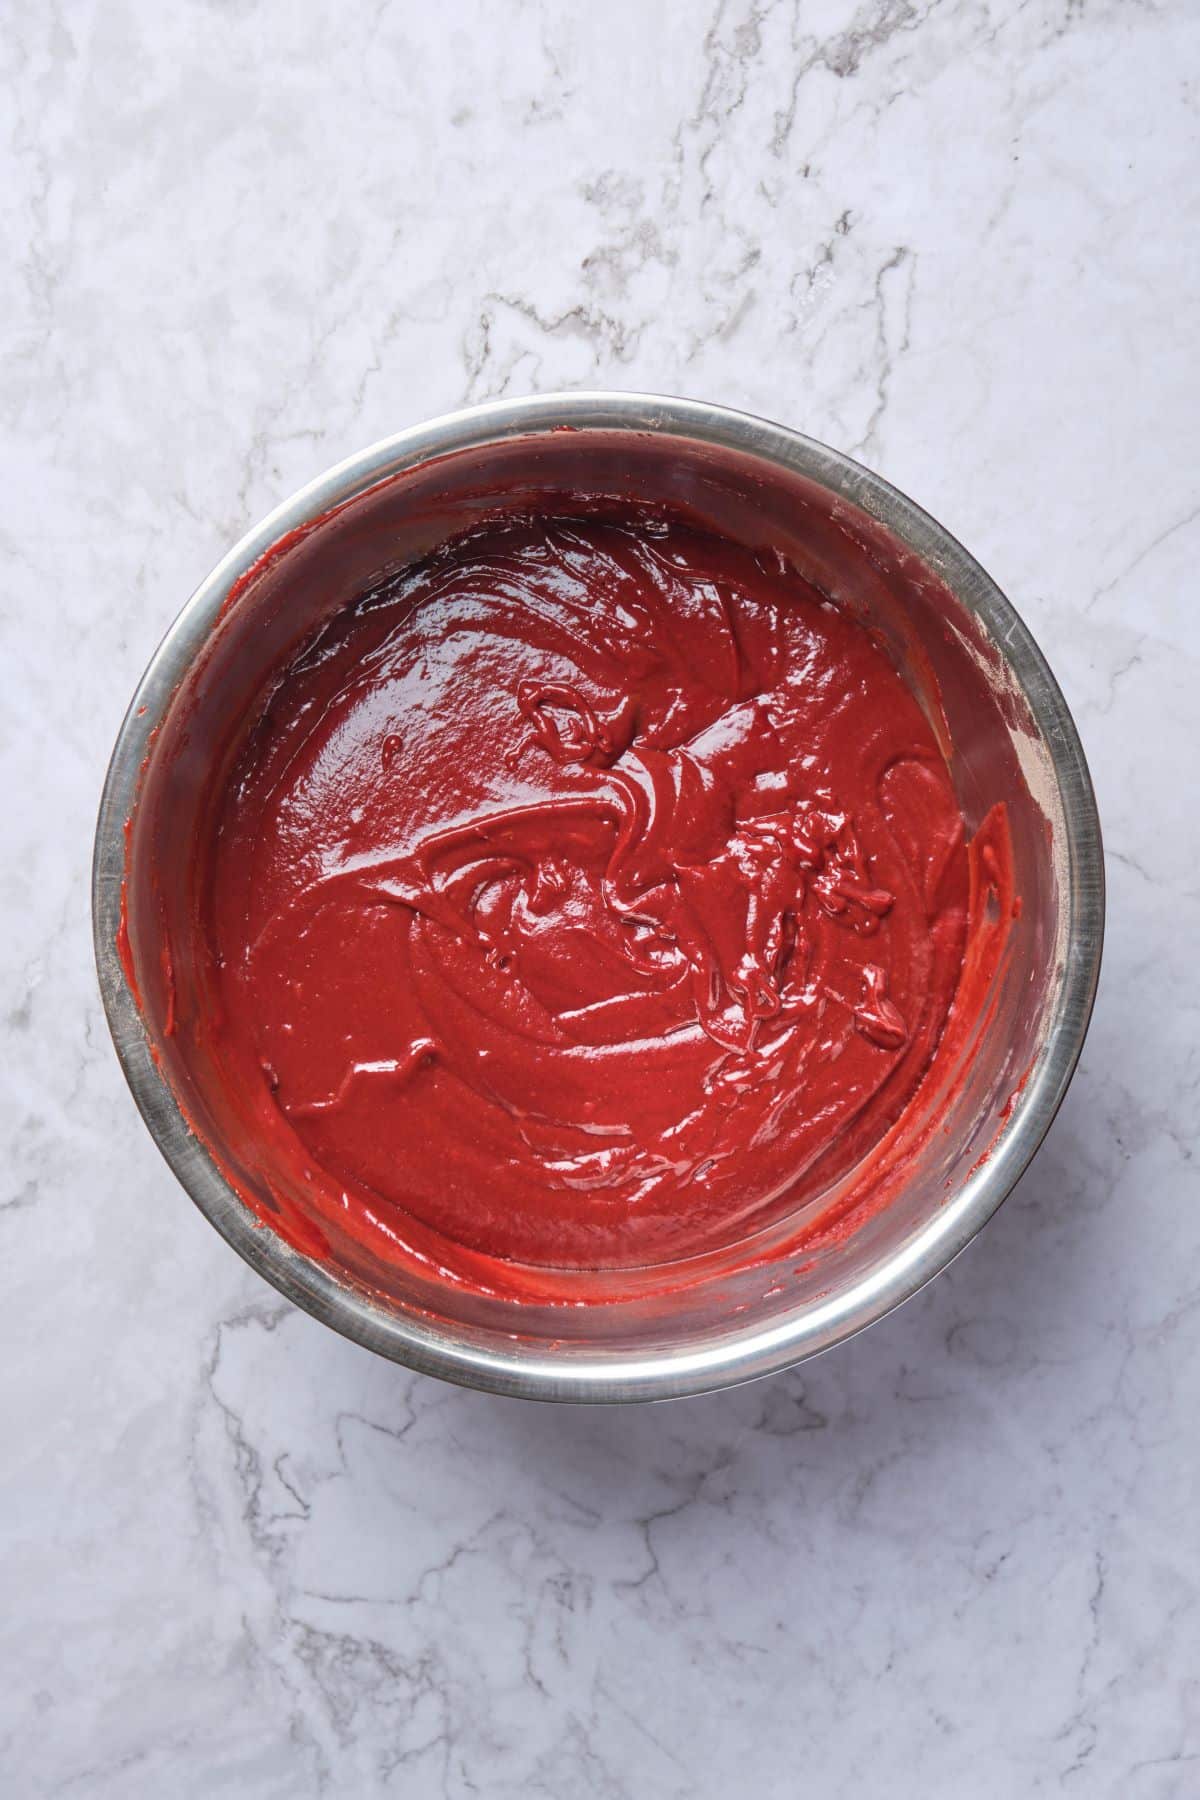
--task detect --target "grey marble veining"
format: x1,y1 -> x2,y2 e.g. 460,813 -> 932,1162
2,1 -> 1198,1793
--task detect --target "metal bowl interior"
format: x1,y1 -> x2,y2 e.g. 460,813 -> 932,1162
93,393 -> 1103,1401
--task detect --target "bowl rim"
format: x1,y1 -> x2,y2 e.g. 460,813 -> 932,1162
93,390 -> 1104,1402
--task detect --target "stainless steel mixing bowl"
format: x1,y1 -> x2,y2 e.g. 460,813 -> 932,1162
93,393 -> 1103,1401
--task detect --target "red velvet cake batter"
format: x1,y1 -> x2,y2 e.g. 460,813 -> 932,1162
203,509 -> 973,1276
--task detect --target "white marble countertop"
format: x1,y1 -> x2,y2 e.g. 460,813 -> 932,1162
4,1 -> 1198,1793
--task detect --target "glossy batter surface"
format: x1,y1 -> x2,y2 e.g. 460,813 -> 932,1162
207,512 -> 969,1272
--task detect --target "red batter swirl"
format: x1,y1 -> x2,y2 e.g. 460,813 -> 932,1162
207,511 -> 970,1273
